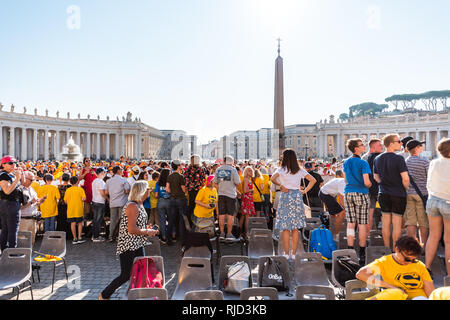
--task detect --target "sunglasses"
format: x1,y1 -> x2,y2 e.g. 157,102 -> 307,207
5,162 -> 17,165
399,251 -> 418,263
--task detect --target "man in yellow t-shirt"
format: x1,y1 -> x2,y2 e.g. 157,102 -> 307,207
64,176 -> 86,244
148,171 -> 160,228
194,177 -> 218,219
37,174 -> 60,232
260,168 -> 271,218
252,171 -> 264,217
356,236 -> 434,300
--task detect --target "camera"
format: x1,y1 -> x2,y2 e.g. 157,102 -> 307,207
209,203 -> 216,208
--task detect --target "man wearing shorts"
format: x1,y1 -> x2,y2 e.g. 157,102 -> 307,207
213,155 -> 241,241
343,138 -> 372,265
362,139 -> 384,232
318,170 -> 346,239
374,134 -> 410,249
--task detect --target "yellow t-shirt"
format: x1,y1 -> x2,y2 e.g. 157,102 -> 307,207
194,187 -> 218,218
31,181 -> 40,194
367,254 -> 433,299
64,186 -> 86,219
148,180 -> 158,209
252,177 -> 264,203
37,185 -> 60,218
261,174 -> 271,195
237,174 -> 244,195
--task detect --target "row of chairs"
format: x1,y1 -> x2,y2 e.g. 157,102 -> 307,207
0,231 -> 68,299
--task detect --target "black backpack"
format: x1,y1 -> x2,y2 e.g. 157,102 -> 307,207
335,255 -> 361,287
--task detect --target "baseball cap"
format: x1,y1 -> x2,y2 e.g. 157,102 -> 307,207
224,155 -> 234,165
401,136 -> 414,147
132,165 -> 140,172
304,162 -> 313,169
206,175 -> 215,186
95,167 -> 107,175
1,155 -> 17,164
406,139 -> 425,151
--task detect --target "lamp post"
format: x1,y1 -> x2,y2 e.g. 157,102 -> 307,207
304,143 -> 310,160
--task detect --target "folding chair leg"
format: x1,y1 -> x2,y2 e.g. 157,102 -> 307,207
15,286 -> 19,300
63,258 -> 68,282
28,280 -> 34,300
52,262 -> 56,292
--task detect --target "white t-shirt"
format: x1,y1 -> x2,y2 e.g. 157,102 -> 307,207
274,167 -> 308,190
127,175 -> 139,188
427,157 -> 450,201
320,178 -> 346,197
92,178 -> 106,204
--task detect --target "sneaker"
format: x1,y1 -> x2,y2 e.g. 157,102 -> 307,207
72,239 -> 78,245
219,233 -> 226,241
160,237 -> 167,245
282,254 -> 290,260
226,234 -> 235,241
77,238 -> 86,244
92,237 -> 106,243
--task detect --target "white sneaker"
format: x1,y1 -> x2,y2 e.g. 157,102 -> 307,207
282,254 -> 290,260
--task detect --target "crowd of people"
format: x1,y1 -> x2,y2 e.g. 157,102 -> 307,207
0,134 -> 449,300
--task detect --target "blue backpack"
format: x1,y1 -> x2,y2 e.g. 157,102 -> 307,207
309,226 -> 337,260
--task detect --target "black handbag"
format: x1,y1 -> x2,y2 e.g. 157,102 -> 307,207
259,257 -> 288,292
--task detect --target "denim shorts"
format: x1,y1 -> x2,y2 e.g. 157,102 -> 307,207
427,195 -> 450,221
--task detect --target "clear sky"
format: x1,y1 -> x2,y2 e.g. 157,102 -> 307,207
1,0 -> 449,144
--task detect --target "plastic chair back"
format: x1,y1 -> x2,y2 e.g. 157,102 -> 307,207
218,256 -> 253,292
184,290 -> 224,300
331,249 -> 358,290
132,256 -> 165,286
144,236 -> 161,256
17,231 -> 32,249
295,285 -> 336,300
369,230 -> 384,247
38,231 -> 66,257
248,229 -> 274,259
248,217 -> 268,233
338,231 -> 359,251
240,287 -> 279,300
0,248 -> 32,290
257,255 -> 293,300
128,288 -> 168,300
345,279 -> 379,300
444,276 -> 450,287
365,246 -> 391,265
294,252 -> 330,286
171,257 -> 212,300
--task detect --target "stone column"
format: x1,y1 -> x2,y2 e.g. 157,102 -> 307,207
115,134 -> 120,160
96,133 -> 100,160
106,133 -> 110,160
21,128 -> 27,160
32,129 -> 38,161
9,127 -> 15,157
436,130 -> 441,143
55,130 -> 60,160
134,134 -> 139,159
44,129 -> 49,160
86,133 -> 91,159
426,131 -> 431,152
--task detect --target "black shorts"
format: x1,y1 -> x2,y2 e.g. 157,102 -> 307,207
68,217 -> 83,223
254,202 -> 263,212
318,191 -> 343,216
378,194 -> 407,216
218,195 -> 236,216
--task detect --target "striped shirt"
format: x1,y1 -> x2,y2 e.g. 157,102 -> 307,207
405,156 -> 429,196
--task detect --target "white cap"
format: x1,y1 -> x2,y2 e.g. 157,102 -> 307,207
132,165 -> 140,172
224,155 -> 234,165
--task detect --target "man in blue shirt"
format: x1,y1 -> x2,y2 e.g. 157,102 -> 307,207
343,138 -> 372,265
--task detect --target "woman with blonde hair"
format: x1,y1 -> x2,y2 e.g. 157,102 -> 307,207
240,166 -> 257,240
99,180 -> 159,300
252,169 -> 265,218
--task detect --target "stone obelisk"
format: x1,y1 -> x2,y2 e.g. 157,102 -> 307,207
274,39 -> 285,156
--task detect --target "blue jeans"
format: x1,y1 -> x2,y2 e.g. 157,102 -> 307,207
0,199 -> 21,251
44,216 -> 56,232
169,197 -> 188,241
157,198 -> 171,240
91,202 -> 105,238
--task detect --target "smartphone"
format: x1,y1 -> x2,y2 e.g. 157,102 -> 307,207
151,225 -> 159,231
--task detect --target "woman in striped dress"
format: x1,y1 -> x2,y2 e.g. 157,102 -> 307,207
99,181 -> 159,300
270,149 -> 317,260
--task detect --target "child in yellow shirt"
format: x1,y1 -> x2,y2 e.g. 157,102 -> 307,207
37,174 -> 60,232
64,176 -> 86,244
